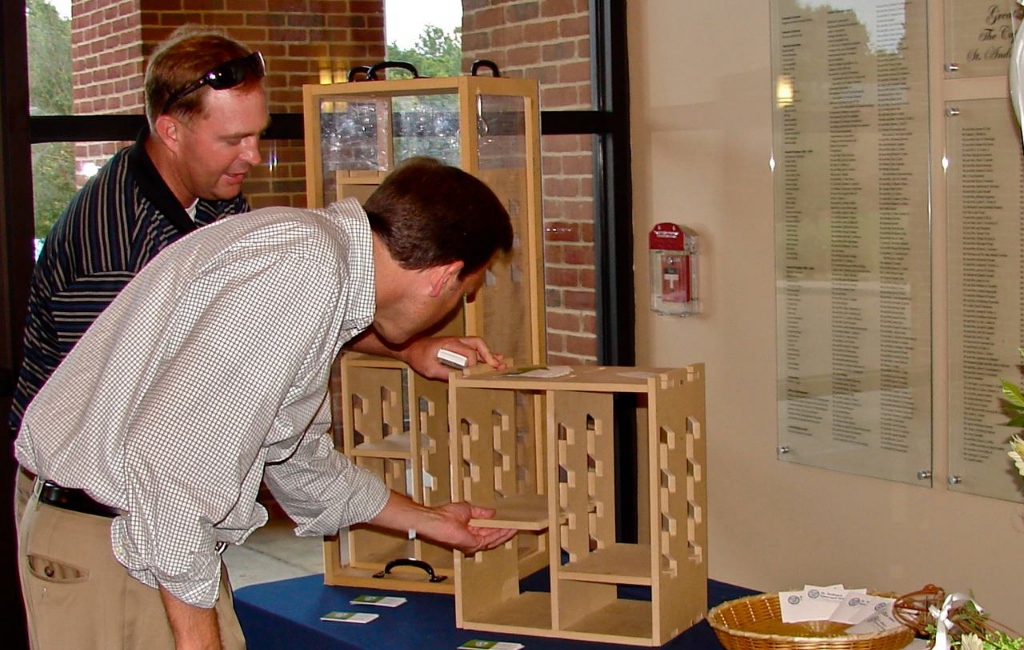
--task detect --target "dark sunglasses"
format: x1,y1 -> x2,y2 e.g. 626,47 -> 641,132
162,51 -> 266,114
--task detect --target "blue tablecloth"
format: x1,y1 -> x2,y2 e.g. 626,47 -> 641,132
235,573 -> 757,650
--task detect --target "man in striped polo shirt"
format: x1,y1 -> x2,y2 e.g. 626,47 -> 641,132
11,26 -> 270,516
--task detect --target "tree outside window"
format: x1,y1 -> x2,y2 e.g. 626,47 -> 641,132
27,0 -> 74,241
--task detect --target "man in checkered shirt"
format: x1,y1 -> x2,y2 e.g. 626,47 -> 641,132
15,157 -> 518,650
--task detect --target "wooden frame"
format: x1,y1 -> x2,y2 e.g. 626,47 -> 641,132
451,365 -> 708,646
304,76 -> 548,593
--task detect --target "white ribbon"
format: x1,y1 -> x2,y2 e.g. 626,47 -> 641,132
1010,0 -> 1024,144
930,593 -> 983,650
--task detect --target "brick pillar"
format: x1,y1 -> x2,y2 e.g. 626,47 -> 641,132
462,0 -> 597,364
71,0 -> 145,182
70,0 -> 387,207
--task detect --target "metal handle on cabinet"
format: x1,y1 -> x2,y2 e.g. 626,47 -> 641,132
471,59 -> 501,77
347,65 -> 372,83
373,557 -> 447,583
368,61 -> 420,81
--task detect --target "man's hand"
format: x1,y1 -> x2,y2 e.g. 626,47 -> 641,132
401,336 -> 506,381
429,502 -> 518,553
370,492 -> 516,554
346,329 -> 506,381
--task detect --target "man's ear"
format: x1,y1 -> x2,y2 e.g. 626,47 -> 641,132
153,114 -> 183,155
427,261 -> 465,298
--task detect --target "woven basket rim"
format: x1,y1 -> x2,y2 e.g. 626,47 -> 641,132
707,592 -> 914,644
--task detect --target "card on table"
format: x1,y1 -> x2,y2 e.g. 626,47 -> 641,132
457,641 -> 525,650
350,595 -> 407,607
320,611 -> 379,624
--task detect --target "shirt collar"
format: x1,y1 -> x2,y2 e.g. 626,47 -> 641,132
128,127 -> 199,236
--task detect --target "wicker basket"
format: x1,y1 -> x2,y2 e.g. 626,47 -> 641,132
707,593 -> 915,650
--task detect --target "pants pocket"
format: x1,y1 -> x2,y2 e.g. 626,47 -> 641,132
26,553 -> 90,583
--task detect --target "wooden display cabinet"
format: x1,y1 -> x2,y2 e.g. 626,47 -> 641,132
451,365 -> 708,646
303,74 -> 548,592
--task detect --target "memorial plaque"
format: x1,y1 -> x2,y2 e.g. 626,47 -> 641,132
944,0 -> 1016,79
772,0 -> 933,484
946,98 -> 1024,502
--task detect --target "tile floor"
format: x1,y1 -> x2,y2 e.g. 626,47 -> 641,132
222,515 -> 326,589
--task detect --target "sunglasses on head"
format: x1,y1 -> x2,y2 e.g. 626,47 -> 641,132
162,51 -> 266,114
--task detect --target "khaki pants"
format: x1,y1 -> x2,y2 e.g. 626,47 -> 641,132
17,491 -> 246,650
15,466 -> 34,531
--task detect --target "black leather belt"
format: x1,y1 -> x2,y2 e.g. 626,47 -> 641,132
37,481 -> 122,518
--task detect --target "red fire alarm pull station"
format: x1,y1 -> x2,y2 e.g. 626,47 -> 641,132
649,222 -> 700,317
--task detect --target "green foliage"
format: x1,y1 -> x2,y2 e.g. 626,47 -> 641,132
949,630 -> 1024,650
27,0 -> 75,238
932,598 -> 1024,650
27,0 -> 72,114
986,632 -> 1024,650
1002,348 -> 1024,422
385,25 -> 463,79
31,143 -> 76,239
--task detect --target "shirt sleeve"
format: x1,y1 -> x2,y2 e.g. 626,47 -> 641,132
262,401 -> 391,537
114,252 -> 343,608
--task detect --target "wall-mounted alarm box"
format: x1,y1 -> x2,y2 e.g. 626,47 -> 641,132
649,222 -> 700,317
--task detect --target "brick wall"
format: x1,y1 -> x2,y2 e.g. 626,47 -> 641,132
71,0 -> 145,180
70,0 -> 387,207
462,0 -> 598,363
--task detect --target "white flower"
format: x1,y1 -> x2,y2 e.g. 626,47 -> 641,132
960,633 -> 984,650
1010,435 -> 1024,478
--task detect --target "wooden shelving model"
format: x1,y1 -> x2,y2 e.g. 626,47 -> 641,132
302,73 -> 548,592
451,364 -> 708,646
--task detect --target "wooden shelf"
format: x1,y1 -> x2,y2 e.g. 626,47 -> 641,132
456,365 -> 673,393
559,543 -> 652,586
469,495 -> 561,531
562,599 -> 653,643
351,433 -> 413,458
341,352 -> 407,369
464,591 -> 552,630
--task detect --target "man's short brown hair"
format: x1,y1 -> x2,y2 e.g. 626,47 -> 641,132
363,158 -> 514,277
145,26 -> 262,128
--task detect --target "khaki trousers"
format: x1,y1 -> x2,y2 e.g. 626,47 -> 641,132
17,491 -> 246,650
15,466 -> 34,531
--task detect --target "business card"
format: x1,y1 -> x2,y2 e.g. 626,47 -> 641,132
457,640 -> 525,650
320,611 -> 379,624
350,595 -> 407,607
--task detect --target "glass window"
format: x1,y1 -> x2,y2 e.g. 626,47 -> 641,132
25,0 -> 604,362
27,0 -> 72,117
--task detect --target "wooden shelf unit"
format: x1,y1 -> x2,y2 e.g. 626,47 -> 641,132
304,75 -> 549,593
452,365 -> 708,646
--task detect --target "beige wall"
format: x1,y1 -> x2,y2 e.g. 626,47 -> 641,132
628,0 -> 1024,629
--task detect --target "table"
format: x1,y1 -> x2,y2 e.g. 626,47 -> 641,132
234,573 -> 757,650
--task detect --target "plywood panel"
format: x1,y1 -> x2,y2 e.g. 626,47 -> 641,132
342,365 -> 404,453
452,387 -> 516,508
455,539 -> 521,625
550,391 -> 614,562
413,375 -> 451,507
652,365 -> 707,644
